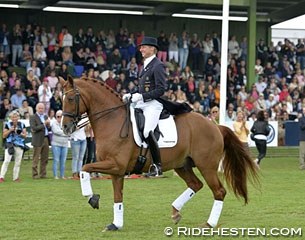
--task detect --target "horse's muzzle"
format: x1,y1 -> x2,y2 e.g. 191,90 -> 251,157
63,122 -> 77,135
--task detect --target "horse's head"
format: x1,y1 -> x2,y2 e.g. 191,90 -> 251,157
60,75 -> 87,135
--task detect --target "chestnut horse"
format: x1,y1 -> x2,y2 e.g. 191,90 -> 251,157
60,76 -> 258,231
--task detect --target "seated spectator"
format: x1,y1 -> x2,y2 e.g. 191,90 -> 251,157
48,43 -> 62,66
58,63 -> 68,80
105,70 -> 117,90
50,89 -> 63,113
73,46 -> 85,66
43,59 -> 59,78
84,47 -> 96,69
26,79 -> 39,108
0,98 -> 13,119
18,99 -> 34,118
27,60 -> 41,80
108,48 -> 122,73
61,46 -> 73,66
10,88 -> 26,109
33,42 -> 47,70
255,93 -> 267,112
19,43 -> 33,69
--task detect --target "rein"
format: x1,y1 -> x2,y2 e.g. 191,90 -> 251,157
63,85 -> 130,138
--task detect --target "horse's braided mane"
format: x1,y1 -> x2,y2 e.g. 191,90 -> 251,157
79,76 -> 123,101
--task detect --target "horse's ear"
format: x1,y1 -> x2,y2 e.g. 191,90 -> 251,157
67,75 -> 74,86
58,76 -> 66,87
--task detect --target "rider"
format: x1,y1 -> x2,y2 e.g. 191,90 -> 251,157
123,36 -> 167,177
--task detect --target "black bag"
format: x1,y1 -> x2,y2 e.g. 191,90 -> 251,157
23,144 -> 30,152
5,142 -> 15,155
250,133 -> 255,141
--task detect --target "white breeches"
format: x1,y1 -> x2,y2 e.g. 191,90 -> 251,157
134,100 -> 163,138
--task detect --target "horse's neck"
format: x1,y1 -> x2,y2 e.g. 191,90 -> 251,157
81,80 -> 126,137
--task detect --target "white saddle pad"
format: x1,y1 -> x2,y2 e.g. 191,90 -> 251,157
130,106 -> 177,148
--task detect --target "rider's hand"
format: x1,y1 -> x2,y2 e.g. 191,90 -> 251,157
122,93 -> 131,103
131,93 -> 143,103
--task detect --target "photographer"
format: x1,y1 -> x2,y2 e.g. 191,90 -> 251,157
0,110 -> 27,183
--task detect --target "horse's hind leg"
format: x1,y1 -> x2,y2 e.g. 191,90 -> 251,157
171,165 -> 203,224
199,168 -> 226,228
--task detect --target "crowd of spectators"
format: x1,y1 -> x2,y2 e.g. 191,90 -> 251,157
1,22 -> 305,145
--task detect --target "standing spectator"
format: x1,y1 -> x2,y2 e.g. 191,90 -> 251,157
189,33 -> 202,71
38,78 -> 52,114
298,107 -> 305,170
85,26 -> 96,51
212,32 -> 221,55
251,110 -> 270,166
233,110 -> 250,151
0,23 -> 10,57
228,35 -> 240,59
11,24 -> 23,66
168,33 -> 178,63
0,98 -> 13,120
178,31 -> 189,70
30,103 -> 51,179
74,28 -> 86,48
51,110 -> 69,179
202,34 -> 213,71
83,123 -> 96,165
296,38 -> 305,71
47,26 -> 57,55
70,126 -> 87,179
0,111 -> 27,183
157,31 -> 169,63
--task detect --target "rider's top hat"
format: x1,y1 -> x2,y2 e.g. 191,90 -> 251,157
138,36 -> 159,50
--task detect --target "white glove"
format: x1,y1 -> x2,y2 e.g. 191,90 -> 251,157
122,93 -> 131,103
131,93 -> 143,103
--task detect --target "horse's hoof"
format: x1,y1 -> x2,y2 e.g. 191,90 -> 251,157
171,212 -> 182,224
88,194 -> 100,209
102,223 -> 119,232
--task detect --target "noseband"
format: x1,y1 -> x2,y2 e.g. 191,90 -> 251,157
62,86 -> 85,129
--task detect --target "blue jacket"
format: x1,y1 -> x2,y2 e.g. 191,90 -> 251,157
5,121 -> 25,147
299,116 -> 305,141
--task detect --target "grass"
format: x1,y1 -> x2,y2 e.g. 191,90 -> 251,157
0,154 -> 304,240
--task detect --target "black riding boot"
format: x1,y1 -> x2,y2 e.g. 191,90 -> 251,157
145,131 -> 162,177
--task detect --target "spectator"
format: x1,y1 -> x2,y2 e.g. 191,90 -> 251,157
298,107 -> 305,170
11,24 -> 23,66
0,110 -> 27,182
251,110 -> 270,166
157,31 -> 169,63
233,110 -> 250,151
189,33 -> 201,71
51,110 -> 69,179
209,106 -> 219,124
178,31 -> 189,70
0,98 -> 13,119
38,77 -> 52,114
50,89 -> 63,112
10,88 -> 26,109
168,33 -> 179,63
70,126 -> 87,180
18,99 -> 34,118
30,103 -> 51,179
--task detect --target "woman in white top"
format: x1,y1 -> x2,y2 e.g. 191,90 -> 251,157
51,110 -> 69,179
70,126 -> 87,179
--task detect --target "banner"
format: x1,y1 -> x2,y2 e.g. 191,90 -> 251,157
224,121 -> 278,147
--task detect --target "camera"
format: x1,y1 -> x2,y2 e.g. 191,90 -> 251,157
16,129 -> 22,135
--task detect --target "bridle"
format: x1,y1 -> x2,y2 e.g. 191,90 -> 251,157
62,86 -> 85,128
62,83 -> 130,137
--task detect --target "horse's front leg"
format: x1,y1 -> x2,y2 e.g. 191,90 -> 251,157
103,175 -> 125,231
79,159 -> 126,211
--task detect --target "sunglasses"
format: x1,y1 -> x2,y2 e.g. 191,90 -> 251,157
56,115 -> 62,118
212,111 -> 218,113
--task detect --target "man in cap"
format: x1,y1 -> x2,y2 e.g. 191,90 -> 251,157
123,36 -> 167,177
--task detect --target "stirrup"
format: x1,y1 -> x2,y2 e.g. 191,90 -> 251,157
145,164 -> 163,177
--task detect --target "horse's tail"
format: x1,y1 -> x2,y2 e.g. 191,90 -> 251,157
218,125 -> 259,204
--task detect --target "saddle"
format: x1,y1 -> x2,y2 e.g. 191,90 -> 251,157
134,108 -> 170,142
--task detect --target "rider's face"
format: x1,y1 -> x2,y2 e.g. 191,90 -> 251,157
139,45 -> 155,59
